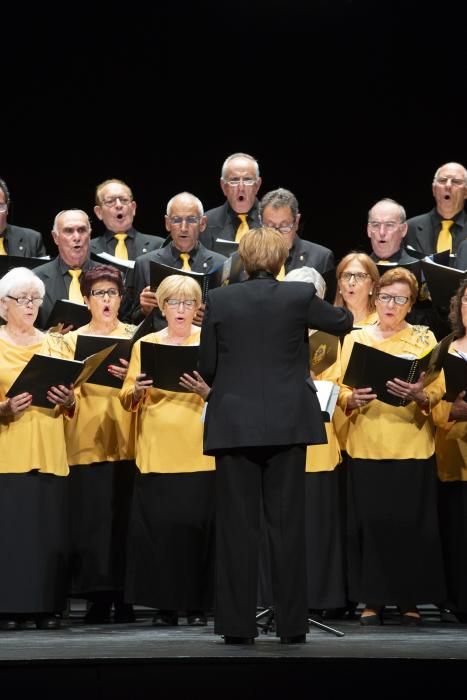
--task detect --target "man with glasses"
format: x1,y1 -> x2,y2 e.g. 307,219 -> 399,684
131,192 -> 226,329
200,153 -> 262,251
0,177 -> 46,257
406,162 -> 467,261
92,179 -> 164,260
260,188 -> 334,278
34,210 -> 99,329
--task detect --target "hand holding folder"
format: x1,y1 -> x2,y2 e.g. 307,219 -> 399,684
6,343 -> 117,408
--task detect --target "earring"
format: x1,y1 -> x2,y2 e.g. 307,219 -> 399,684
369,291 -> 373,296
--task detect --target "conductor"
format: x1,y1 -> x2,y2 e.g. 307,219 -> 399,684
199,227 -> 353,644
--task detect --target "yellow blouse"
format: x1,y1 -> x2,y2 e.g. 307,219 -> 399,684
120,331 -> 215,474
306,352 -> 342,472
0,336 -> 69,476
43,322 -> 136,465
433,344 -> 467,482
338,325 -> 444,460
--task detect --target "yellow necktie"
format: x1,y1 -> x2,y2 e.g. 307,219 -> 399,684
68,269 -> 83,303
0,237 -> 6,255
114,232 -> 129,260
276,265 -> 285,280
180,253 -> 191,271
437,220 -> 454,253
235,214 -> 249,242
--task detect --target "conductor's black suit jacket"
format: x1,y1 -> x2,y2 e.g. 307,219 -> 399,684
199,273 -> 353,454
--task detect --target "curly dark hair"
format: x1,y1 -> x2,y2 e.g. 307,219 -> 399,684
448,278 -> 467,338
79,265 -> 124,298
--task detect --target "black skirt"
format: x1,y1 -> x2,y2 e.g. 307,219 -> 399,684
125,471 -> 215,610
438,480 -> 467,613
69,460 -> 136,596
0,471 -> 69,613
347,456 -> 446,606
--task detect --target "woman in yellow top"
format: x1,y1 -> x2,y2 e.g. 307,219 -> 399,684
433,279 -> 467,622
44,265 -> 137,625
258,267 -> 348,618
339,267 -> 446,626
0,267 -> 75,631
120,275 -> 215,628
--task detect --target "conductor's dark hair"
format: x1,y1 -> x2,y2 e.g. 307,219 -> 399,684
80,264 -> 124,298
0,178 -> 11,207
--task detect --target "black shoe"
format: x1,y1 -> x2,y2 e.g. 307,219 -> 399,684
280,633 -> 307,644
186,611 -> 207,626
152,610 -> 178,627
223,635 -> 255,645
360,612 -> 382,626
35,614 -> 61,630
114,603 -> 136,624
0,618 -> 19,631
438,607 -> 459,623
84,602 -> 111,624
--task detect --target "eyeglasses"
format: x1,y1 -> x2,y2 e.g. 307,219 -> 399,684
435,177 -> 465,187
376,292 -> 409,306
223,178 -> 257,187
368,221 -> 401,232
340,271 -> 370,283
460,296 -> 467,305
0,204 -> 7,213
165,298 -> 196,308
101,196 -> 133,207
263,222 -> 296,234
168,216 -> 200,226
6,295 -> 43,306
90,288 -> 120,297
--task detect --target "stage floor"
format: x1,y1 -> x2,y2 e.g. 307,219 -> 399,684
2,607 -> 467,698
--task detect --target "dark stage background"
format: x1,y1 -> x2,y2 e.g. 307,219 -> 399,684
3,1 -> 466,259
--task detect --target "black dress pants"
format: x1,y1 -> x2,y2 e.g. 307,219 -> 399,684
214,444 -> 307,638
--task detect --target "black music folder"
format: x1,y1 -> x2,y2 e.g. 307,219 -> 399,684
0,254 -> 50,277
90,251 -> 136,287
342,335 -> 450,406
212,238 -> 239,257
6,344 -> 116,408
44,299 -> 92,330
309,330 -> 339,375
375,259 -> 422,283
442,352 -> 467,402
140,341 -> 199,392
73,314 -> 154,388
149,258 -> 231,302
420,260 -> 466,310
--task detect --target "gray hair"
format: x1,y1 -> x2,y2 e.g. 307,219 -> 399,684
259,188 -> 299,219
367,198 -> 407,223
52,209 -> 91,233
0,267 -> 45,320
221,153 -> 260,180
166,192 -> 204,217
433,162 -> 467,185
284,266 -> 326,300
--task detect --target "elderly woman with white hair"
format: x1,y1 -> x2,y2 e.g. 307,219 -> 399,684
120,274 -> 215,629
0,267 -> 75,631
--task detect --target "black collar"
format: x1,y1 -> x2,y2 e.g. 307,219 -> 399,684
248,270 -> 276,280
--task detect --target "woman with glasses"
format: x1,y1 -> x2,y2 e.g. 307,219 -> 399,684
120,274 -> 215,629
0,267 -> 74,631
334,252 -> 379,326
44,265 -> 136,625
434,279 -> 467,622
338,267 -> 446,626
